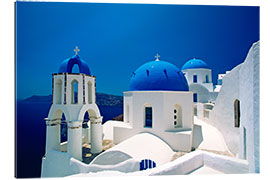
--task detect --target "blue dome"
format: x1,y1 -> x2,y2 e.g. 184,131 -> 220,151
58,55 -> 91,75
181,58 -> 209,70
129,60 -> 189,91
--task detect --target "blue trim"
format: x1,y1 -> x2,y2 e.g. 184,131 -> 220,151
58,55 -> 91,75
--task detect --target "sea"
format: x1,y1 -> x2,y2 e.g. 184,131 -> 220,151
15,100 -> 123,178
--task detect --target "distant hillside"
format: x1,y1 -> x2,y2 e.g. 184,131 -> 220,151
24,95 -> 52,102
24,93 -> 123,107
96,93 -> 123,107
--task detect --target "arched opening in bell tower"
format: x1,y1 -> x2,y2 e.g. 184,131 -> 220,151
50,109 -> 69,153
71,64 -> 80,73
82,112 -> 90,145
55,79 -> 62,104
60,113 -> 68,144
81,109 -> 100,164
71,79 -> 79,104
88,81 -> 92,104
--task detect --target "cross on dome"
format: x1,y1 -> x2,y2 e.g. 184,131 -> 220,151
74,46 -> 80,55
155,53 -> 160,61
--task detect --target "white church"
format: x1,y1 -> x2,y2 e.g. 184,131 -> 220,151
41,41 -> 260,177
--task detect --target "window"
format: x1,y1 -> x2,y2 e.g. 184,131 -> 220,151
193,93 -> 198,102
234,99 -> 240,127
206,75 -> 209,83
145,107 -> 152,128
174,105 -> 182,128
71,80 -> 78,104
193,75 -> 197,83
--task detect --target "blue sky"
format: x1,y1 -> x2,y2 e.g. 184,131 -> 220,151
16,2 -> 259,99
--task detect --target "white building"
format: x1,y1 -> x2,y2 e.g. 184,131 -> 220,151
181,58 -> 218,103
204,41 -> 260,173
112,55 -> 194,152
41,48 -> 103,177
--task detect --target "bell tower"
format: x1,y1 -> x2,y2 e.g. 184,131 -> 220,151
44,46 -> 103,162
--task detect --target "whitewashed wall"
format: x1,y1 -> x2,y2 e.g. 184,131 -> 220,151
238,41 -> 260,173
114,91 -> 194,152
207,41 -> 260,173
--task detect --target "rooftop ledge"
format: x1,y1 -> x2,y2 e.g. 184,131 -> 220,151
52,72 -> 96,78
124,91 -> 192,94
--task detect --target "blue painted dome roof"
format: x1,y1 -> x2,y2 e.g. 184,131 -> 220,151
58,55 -> 91,75
129,60 -> 189,91
181,58 -> 209,70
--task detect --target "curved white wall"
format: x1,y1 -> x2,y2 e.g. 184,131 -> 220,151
207,65 -> 241,155
110,133 -> 175,166
41,150 -> 140,177
90,150 -> 132,165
